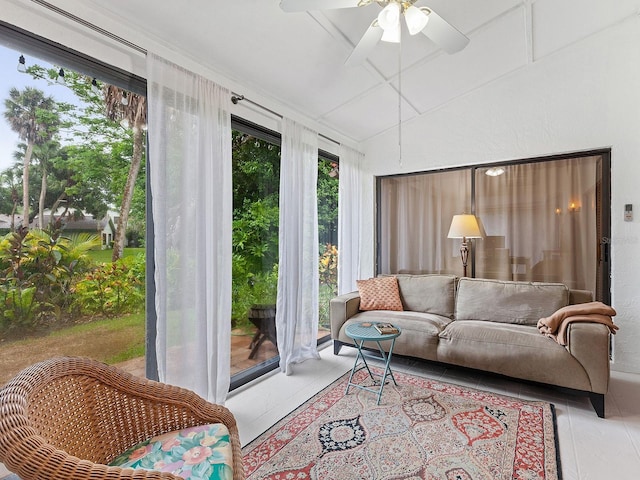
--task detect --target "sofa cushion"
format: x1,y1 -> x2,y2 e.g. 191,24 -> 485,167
357,276 -> 403,311
340,311 -> 452,362
437,321 -> 592,391
455,278 -> 569,326
109,423 -> 233,479
390,274 -> 457,318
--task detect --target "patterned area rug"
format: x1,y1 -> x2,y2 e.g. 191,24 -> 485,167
243,368 -> 561,479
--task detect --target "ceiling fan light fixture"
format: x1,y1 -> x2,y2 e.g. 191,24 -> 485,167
380,21 -> 401,43
377,2 -> 400,31
404,5 -> 429,35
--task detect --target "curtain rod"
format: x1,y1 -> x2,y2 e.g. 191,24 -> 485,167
30,0 -> 147,55
231,94 -> 340,146
31,0 -> 341,147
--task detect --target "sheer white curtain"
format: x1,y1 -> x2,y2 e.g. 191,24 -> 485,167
276,118 -> 321,375
147,52 -> 232,403
337,145 -> 366,294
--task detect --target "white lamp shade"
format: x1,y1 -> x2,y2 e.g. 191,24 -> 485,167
404,5 -> 429,35
380,22 -> 401,43
378,2 -> 401,30
448,214 -> 483,239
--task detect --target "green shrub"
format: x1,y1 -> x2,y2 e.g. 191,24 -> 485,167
71,256 -> 145,317
232,264 -> 278,331
319,243 -> 338,289
0,230 -> 100,332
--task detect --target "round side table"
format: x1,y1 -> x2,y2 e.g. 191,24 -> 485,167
344,322 -> 401,405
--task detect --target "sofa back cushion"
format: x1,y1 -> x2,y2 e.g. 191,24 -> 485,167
391,274 -> 457,318
455,278 -> 569,326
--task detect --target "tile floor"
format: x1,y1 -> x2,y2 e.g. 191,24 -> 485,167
2,343 -> 639,479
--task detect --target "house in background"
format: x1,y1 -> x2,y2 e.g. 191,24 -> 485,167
2,0 -> 638,374
0,214 -> 20,235
25,209 -> 119,249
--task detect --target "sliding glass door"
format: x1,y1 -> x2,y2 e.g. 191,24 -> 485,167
379,169 -> 471,275
377,151 -> 610,302
229,119 -> 337,388
475,156 -> 603,295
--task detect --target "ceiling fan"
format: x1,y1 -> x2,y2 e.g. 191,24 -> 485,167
279,0 -> 470,65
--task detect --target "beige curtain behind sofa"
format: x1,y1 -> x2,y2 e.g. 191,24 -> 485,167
379,169 -> 471,275
475,156 -> 599,293
379,156 -> 600,296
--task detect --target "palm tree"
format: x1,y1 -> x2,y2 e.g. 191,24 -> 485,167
31,140 -> 62,229
103,86 -> 147,261
3,87 -> 59,229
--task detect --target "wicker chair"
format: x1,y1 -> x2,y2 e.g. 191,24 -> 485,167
0,357 -> 245,480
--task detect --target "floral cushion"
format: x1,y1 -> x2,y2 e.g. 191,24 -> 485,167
109,423 -> 233,480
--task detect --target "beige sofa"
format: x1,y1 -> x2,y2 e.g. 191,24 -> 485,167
330,274 -> 612,417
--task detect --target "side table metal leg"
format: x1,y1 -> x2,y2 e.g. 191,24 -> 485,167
384,338 -> 398,386
375,338 -> 397,404
345,339 -> 368,395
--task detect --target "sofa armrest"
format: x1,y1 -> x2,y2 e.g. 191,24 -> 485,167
566,322 -> 611,394
330,291 -> 361,339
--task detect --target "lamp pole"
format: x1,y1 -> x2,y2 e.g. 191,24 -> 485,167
460,236 -> 469,277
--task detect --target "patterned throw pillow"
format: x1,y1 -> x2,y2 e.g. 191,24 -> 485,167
356,276 -> 403,311
109,423 -> 233,480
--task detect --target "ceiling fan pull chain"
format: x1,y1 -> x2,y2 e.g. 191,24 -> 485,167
398,34 -> 403,168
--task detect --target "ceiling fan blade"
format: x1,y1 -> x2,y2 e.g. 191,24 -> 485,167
420,8 -> 470,54
280,0 -> 360,13
345,20 -> 383,66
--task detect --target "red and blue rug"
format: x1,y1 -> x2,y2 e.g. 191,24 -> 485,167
243,367 -> 561,479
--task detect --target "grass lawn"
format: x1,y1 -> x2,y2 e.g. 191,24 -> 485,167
0,313 -> 145,385
87,247 -> 145,264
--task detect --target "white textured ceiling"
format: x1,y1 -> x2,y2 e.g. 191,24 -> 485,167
44,0 -> 639,144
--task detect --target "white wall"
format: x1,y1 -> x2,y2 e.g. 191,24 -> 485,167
362,10 -> 640,373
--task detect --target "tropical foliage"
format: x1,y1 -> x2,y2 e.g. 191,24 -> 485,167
0,229 -> 99,331
0,228 -> 145,336
319,243 -> 338,289
72,253 -> 145,317
3,86 -> 65,226
229,132 -> 339,329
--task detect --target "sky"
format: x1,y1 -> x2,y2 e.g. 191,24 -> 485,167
0,43 -> 85,172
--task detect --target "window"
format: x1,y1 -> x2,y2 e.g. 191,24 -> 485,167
229,120 -> 281,385
0,21 -> 149,383
377,151 -> 611,302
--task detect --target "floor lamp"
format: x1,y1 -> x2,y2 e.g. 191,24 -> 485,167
448,214 -> 483,277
